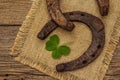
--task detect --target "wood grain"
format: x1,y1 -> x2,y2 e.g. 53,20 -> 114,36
0,26 -> 55,80
0,0 -> 120,80
104,42 -> 120,80
0,0 -> 31,25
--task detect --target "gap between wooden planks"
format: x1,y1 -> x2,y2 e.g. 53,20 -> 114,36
0,0 -> 120,80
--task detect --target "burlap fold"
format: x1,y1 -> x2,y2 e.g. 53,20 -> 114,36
12,0 -> 120,80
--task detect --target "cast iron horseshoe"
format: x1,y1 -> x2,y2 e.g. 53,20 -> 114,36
46,0 -> 75,31
37,11 -> 105,72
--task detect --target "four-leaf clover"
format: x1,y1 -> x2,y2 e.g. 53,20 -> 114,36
45,34 -> 71,59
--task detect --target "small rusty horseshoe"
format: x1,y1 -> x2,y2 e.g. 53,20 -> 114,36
37,11 -> 105,72
96,0 -> 109,16
46,0 -> 75,31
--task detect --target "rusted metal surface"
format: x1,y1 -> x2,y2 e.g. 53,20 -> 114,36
46,0 -> 109,32
96,0 -> 109,16
38,11 -> 105,72
46,0 -> 75,31
37,20 -> 58,40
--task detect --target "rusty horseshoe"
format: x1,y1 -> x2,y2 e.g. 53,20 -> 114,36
46,0 -> 75,31
46,0 -> 109,32
37,11 -> 105,72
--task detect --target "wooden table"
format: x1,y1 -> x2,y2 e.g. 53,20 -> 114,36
0,0 -> 120,80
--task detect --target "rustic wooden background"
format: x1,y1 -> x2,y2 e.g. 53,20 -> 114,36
0,0 -> 120,80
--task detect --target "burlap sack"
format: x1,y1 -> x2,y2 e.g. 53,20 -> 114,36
12,0 -> 120,80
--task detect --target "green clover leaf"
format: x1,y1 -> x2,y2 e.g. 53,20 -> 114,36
45,41 -> 57,51
50,34 -> 59,45
45,34 -> 71,59
52,50 -> 61,59
45,34 -> 59,51
58,45 -> 71,56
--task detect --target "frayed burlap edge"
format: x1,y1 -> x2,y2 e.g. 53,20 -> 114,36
97,17 -> 120,80
11,0 -> 120,80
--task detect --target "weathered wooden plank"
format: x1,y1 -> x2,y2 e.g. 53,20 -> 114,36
0,0 -> 32,25
0,26 -> 55,80
104,76 -> 120,80
0,26 -> 19,48
0,75 -> 55,80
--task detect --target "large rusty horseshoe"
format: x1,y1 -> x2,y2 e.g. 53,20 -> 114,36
46,0 -> 75,31
37,11 -> 105,72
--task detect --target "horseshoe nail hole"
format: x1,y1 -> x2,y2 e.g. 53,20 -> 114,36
91,54 -> 95,57
82,60 -> 87,64
81,13 -> 85,16
97,45 -> 101,49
